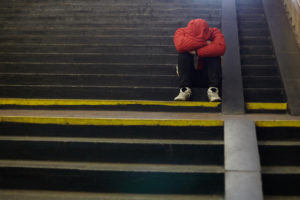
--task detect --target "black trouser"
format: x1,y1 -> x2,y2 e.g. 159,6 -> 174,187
178,52 -> 221,88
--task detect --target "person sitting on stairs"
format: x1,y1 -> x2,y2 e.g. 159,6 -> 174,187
173,18 -> 226,101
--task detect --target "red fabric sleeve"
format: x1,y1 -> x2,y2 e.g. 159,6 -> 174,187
174,28 -> 207,53
196,28 -> 226,57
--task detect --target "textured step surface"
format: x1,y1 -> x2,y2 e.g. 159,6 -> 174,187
236,0 -> 287,112
0,0 -> 222,111
0,190 -> 223,200
0,119 -> 224,198
257,122 -> 300,198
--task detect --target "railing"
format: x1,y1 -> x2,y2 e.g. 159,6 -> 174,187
282,0 -> 300,45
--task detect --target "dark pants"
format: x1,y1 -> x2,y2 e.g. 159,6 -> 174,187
178,52 -> 222,88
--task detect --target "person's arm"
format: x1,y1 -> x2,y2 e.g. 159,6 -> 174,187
196,28 -> 226,57
174,28 -> 207,53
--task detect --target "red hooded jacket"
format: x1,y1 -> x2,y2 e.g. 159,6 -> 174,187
174,19 -> 226,70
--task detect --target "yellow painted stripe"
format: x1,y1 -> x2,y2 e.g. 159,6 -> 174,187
246,102 -> 287,110
256,121 -> 300,127
0,98 -> 220,108
0,116 -> 224,127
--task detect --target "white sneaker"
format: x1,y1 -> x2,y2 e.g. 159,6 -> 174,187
207,87 -> 221,102
176,64 -> 179,77
174,87 -> 192,101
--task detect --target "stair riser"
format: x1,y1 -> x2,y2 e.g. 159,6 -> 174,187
0,38 -> 175,45
238,16 -> 265,21
244,89 -> 286,102
0,30 -> 177,37
241,56 -> 276,65
0,23 -> 222,29
0,74 -> 179,87
0,8 -> 221,15
259,146 -> 300,166
0,16 -> 220,24
0,54 -> 177,64
240,46 -> 273,55
243,78 -> 283,88
239,39 -> 272,46
0,75 -> 284,88
1,1 -> 220,6
239,29 -> 269,37
0,45 -> 177,54
0,167 -> 224,194
0,86 -> 208,101
0,123 -> 224,140
262,174 -> 300,195
0,141 -> 224,165
239,23 -> 268,29
242,67 -> 279,76
0,2 -> 221,7
237,8 -> 264,13
257,127 -> 300,141
0,64 -> 176,75
0,13 -> 219,18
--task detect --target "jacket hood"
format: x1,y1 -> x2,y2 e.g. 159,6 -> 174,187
185,19 -> 211,40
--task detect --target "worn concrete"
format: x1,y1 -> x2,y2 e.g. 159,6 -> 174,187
0,190 -> 223,200
225,172 -> 263,200
225,120 -> 260,171
221,0 -> 245,114
263,0 -> 300,115
1,110 -> 300,120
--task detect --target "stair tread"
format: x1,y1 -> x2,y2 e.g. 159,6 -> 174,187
0,190 -> 224,200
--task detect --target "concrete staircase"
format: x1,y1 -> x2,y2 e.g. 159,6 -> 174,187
257,123 -> 300,199
0,118 -> 224,199
236,0 -> 287,113
0,0 -> 222,112
1,0 -> 300,199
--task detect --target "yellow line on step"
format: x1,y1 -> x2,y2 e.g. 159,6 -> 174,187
0,116 -> 224,127
256,121 -> 300,127
0,98 -> 220,107
246,102 -> 287,110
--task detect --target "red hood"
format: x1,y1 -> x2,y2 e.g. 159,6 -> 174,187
185,19 -> 211,41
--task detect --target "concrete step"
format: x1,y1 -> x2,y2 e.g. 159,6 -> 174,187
0,118 -> 224,195
236,0 -> 287,108
243,76 -> 283,89
239,37 -> 272,46
257,122 -> 300,196
238,22 -> 268,29
237,7 -> 264,14
242,65 -> 279,76
240,46 -> 274,55
244,88 -> 286,102
239,29 -> 269,37
0,0 -> 222,112
0,63 -> 176,75
0,29 -> 178,37
0,44 -> 177,54
0,167 -> 224,194
0,36 -> 176,45
1,0 -> 220,6
0,22 -> 221,29
241,55 -> 277,65
0,53 -> 177,64
0,122 -> 224,140
0,16 -> 220,24
0,86 -> 210,101
0,7 -> 221,15
0,138 -> 223,165
0,74 -> 179,87
0,189 -> 224,200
